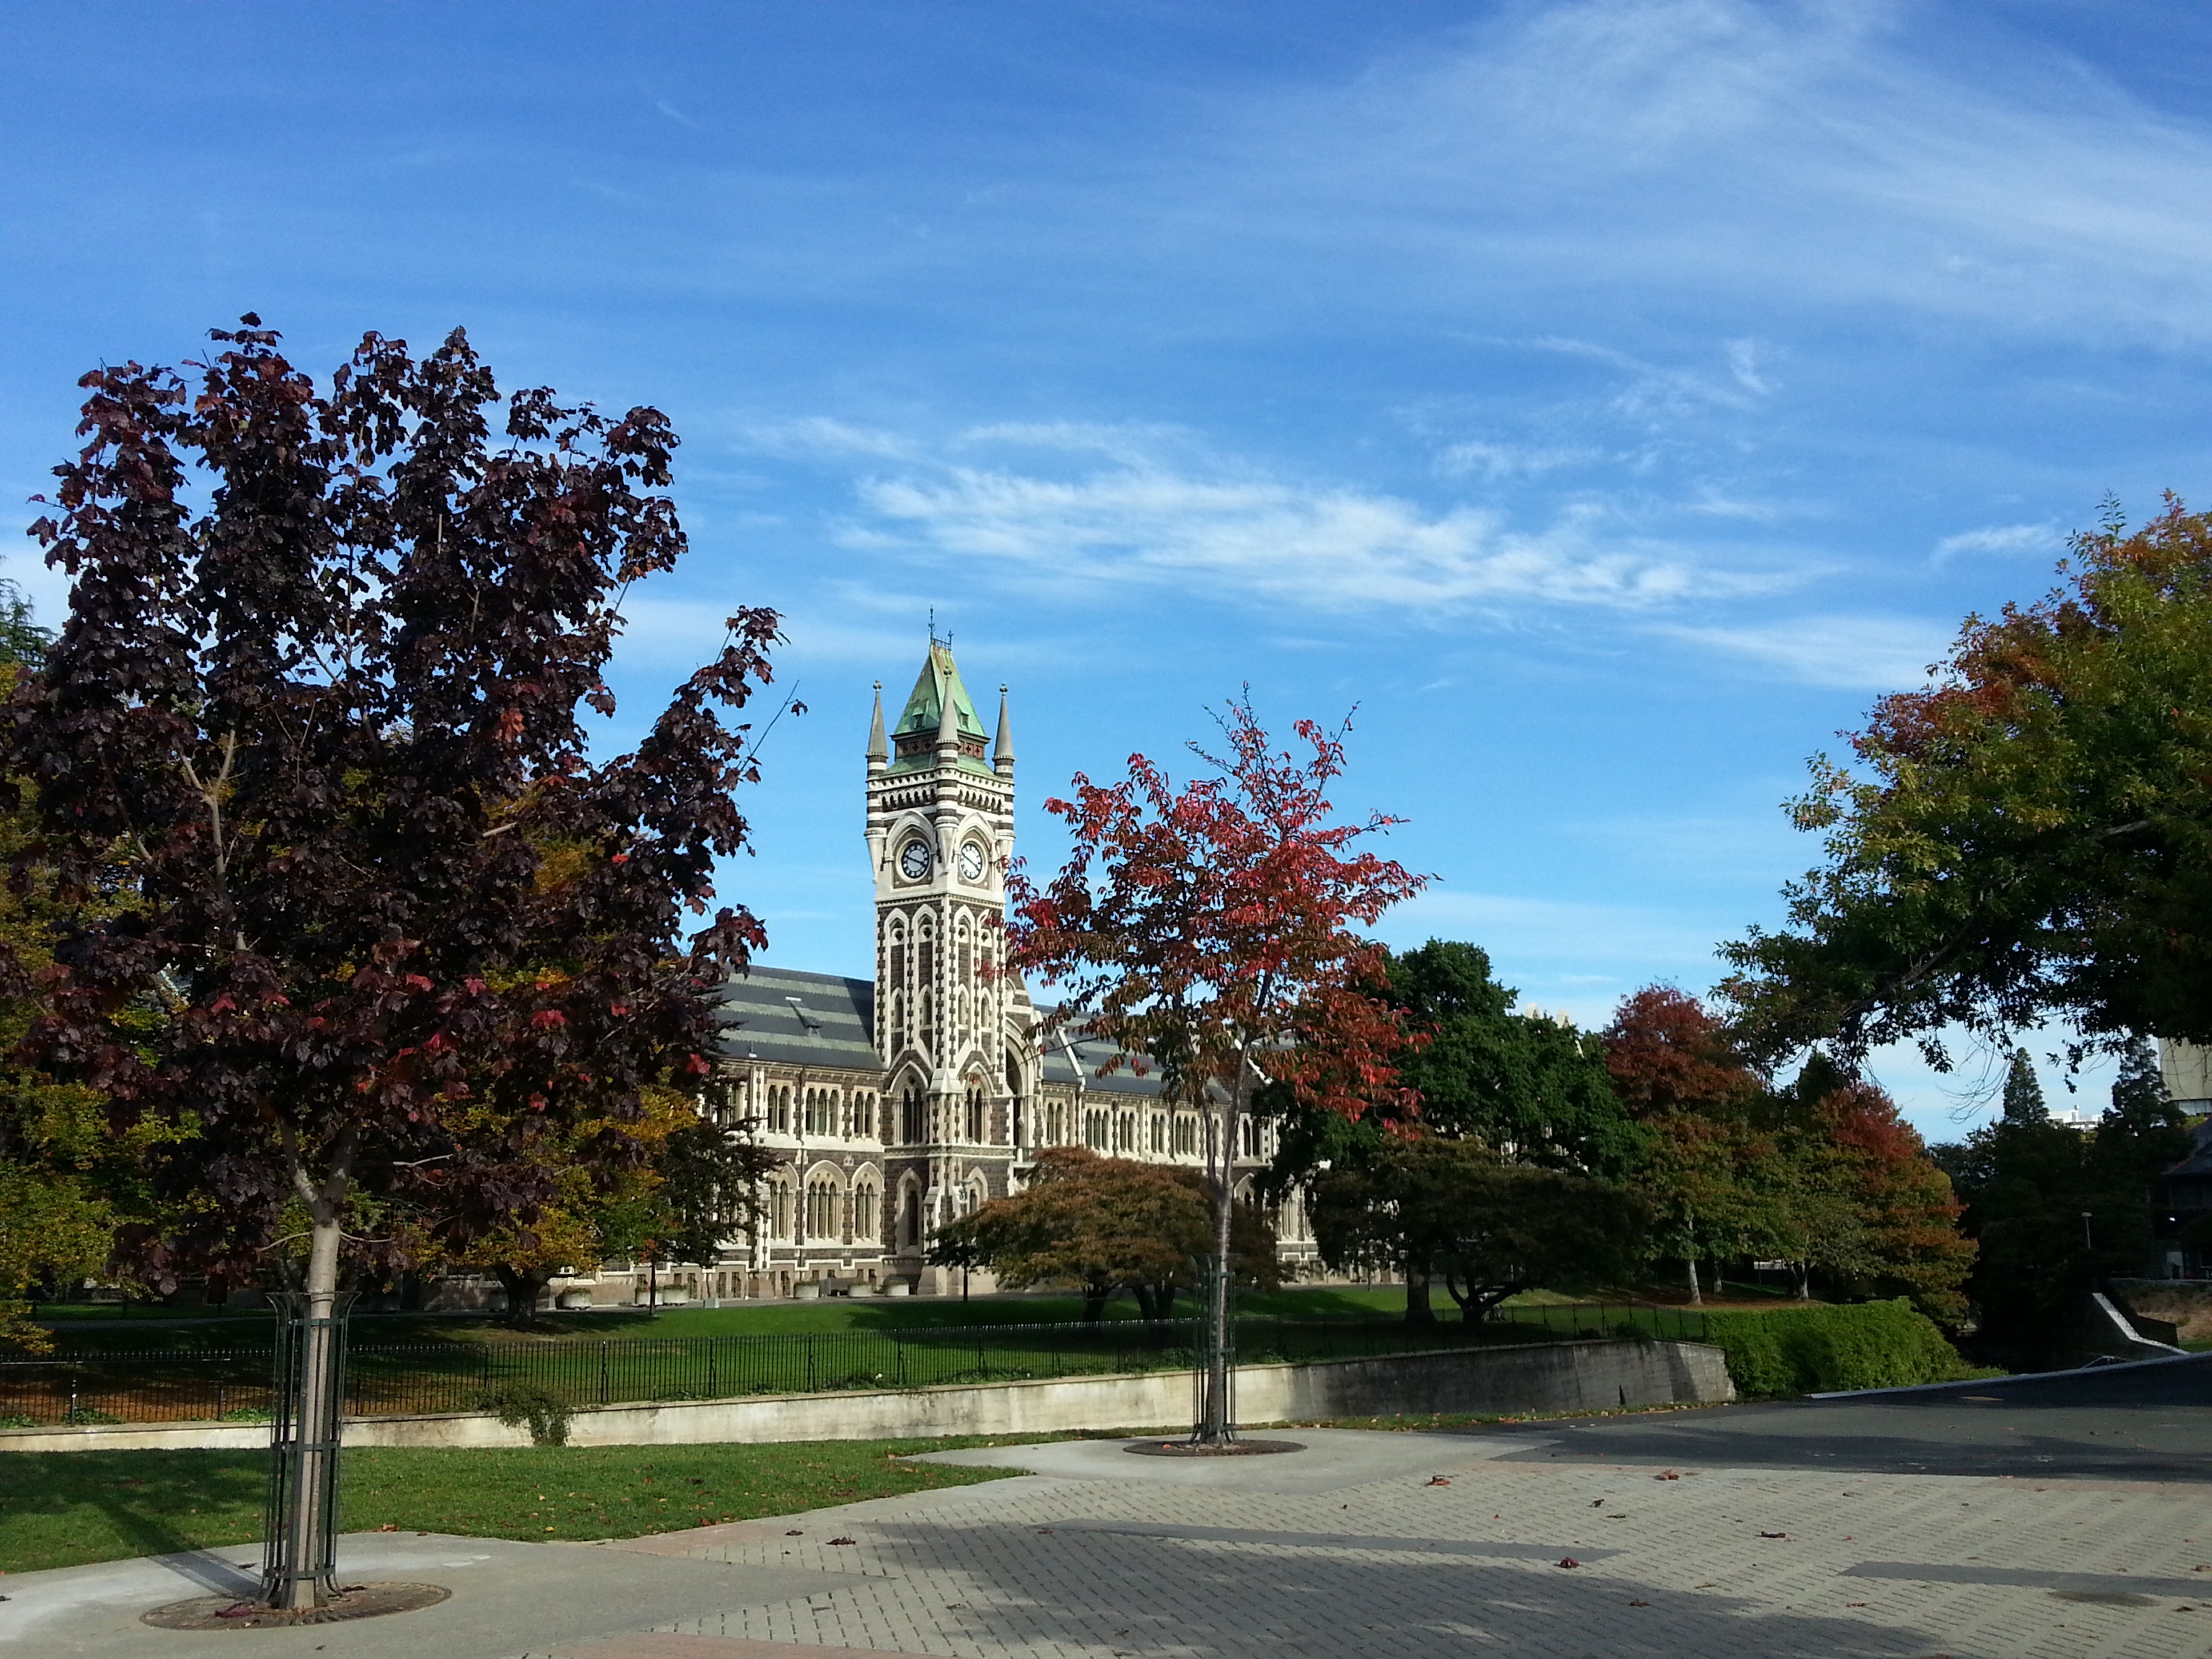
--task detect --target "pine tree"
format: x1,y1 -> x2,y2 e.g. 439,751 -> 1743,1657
2104,1036 -> 2169,1132
2001,1048 -> 2049,1123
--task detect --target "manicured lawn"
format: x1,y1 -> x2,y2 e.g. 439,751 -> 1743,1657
27,1284 -> 1416,1354
0,1437 -> 1037,1574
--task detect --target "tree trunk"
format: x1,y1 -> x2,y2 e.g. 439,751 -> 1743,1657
1792,1263 -> 1811,1300
1195,1062 -> 1245,1446
1081,1279 -> 1109,1322
270,1208 -> 345,1610
1684,1253 -> 1702,1307
1153,1282 -> 1176,1321
493,1265 -> 554,1326
1404,1267 -> 1437,1326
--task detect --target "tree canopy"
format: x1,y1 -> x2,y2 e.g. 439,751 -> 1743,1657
1307,1139 -> 1641,1322
1723,500 -> 2212,1067
928,1147 -> 1277,1320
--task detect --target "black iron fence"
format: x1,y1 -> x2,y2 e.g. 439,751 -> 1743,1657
0,1302 -> 1711,1428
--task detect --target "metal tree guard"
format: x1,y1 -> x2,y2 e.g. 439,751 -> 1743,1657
262,1291 -> 354,1608
1190,1258 -> 1236,1443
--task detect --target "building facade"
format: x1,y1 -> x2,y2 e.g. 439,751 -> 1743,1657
679,640 -> 1311,1301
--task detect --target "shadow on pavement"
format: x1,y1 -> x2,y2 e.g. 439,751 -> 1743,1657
1439,1353 -> 2212,1481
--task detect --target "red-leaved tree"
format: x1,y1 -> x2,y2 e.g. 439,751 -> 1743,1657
1005,695 -> 1427,1443
9,320 -> 782,1607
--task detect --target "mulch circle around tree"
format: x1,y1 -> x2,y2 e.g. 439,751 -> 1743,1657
1123,1438 -> 1306,1458
141,1582 -> 451,1630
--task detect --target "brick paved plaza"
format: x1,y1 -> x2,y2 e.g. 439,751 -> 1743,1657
558,1429 -> 2212,1659
13,1386 -> 2212,1659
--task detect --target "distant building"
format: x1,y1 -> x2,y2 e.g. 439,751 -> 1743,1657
2156,1040 -> 2212,1279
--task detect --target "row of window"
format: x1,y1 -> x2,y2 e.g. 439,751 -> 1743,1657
722,1078 -> 1273,1162
765,1177 -> 882,1244
738,1083 -> 882,1141
1038,1105 -> 1267,1160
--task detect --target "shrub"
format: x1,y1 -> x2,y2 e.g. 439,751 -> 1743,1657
470,1384 -> 574,1447
0,1412 -> 41,1429
1700,1298 -> 1971,1397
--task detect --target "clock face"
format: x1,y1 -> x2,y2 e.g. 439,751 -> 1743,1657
899,839 -> 933,880
958,841 -> 986,882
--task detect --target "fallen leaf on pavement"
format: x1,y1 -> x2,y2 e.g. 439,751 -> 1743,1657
1558,1557 -> 1580,1569
1426,1476 -> 1451,1486
829,1538 -> 857,1547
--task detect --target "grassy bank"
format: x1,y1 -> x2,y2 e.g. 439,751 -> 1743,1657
0,1437 -> 1038,1574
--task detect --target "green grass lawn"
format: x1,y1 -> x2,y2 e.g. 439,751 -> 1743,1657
26,1284 -> 1416,1353
0,1437 -> 1039,1574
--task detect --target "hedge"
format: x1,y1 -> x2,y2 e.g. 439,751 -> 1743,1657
1699,1298 -> 1972,1397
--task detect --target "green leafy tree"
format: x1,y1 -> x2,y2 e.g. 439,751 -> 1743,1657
1307,1139 -> 1642,1322
0,602 -> 157,1351
929,1147 -> 1278,1320
1931,1046 -> 2184,1363
1269,941 -> 1637,1322
1723,498 -> 2212,1066
1767,1060 -> 1974,1320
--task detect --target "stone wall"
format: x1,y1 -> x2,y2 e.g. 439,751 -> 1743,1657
0,1338 -> 1731,1455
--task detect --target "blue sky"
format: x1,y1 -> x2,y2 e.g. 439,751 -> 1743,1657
5,1 -> 2209,1135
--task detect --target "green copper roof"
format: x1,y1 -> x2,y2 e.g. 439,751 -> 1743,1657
888,642 -> 994,775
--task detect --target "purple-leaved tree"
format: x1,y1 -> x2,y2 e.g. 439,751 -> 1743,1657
9,319 -> 783,1609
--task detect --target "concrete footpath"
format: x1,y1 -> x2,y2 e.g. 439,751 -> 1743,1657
8,1424 -> 2212,1658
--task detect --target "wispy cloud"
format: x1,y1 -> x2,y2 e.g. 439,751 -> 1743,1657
1933,520 -> 2064,562
1433,440 -> 1595,482
1215,0 -> 2212,346
738,417 -> 922,464
727,419 -> 1799,618
857,460 -> 1767,614
1658,613 -> 1951,690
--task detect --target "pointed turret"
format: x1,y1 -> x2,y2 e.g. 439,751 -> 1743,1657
993,684 -> 1015,776
866,681 -> 888,770
934,664 -> 960,758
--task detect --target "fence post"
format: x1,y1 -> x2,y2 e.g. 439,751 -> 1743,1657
599,1341 -> 610,1407
708,1337 -> 718,1399
806,1333 -> 817,1392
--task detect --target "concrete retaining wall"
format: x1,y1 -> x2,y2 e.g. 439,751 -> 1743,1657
0,1338 -> 1731,1454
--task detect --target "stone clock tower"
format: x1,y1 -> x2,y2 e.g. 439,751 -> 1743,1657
865,638 -> 1019,1267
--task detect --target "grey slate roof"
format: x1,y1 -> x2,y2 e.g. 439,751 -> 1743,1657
712,965 -> 878,1070
1038,1021 -> 1171,1099
710,968 -> 1176,1101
